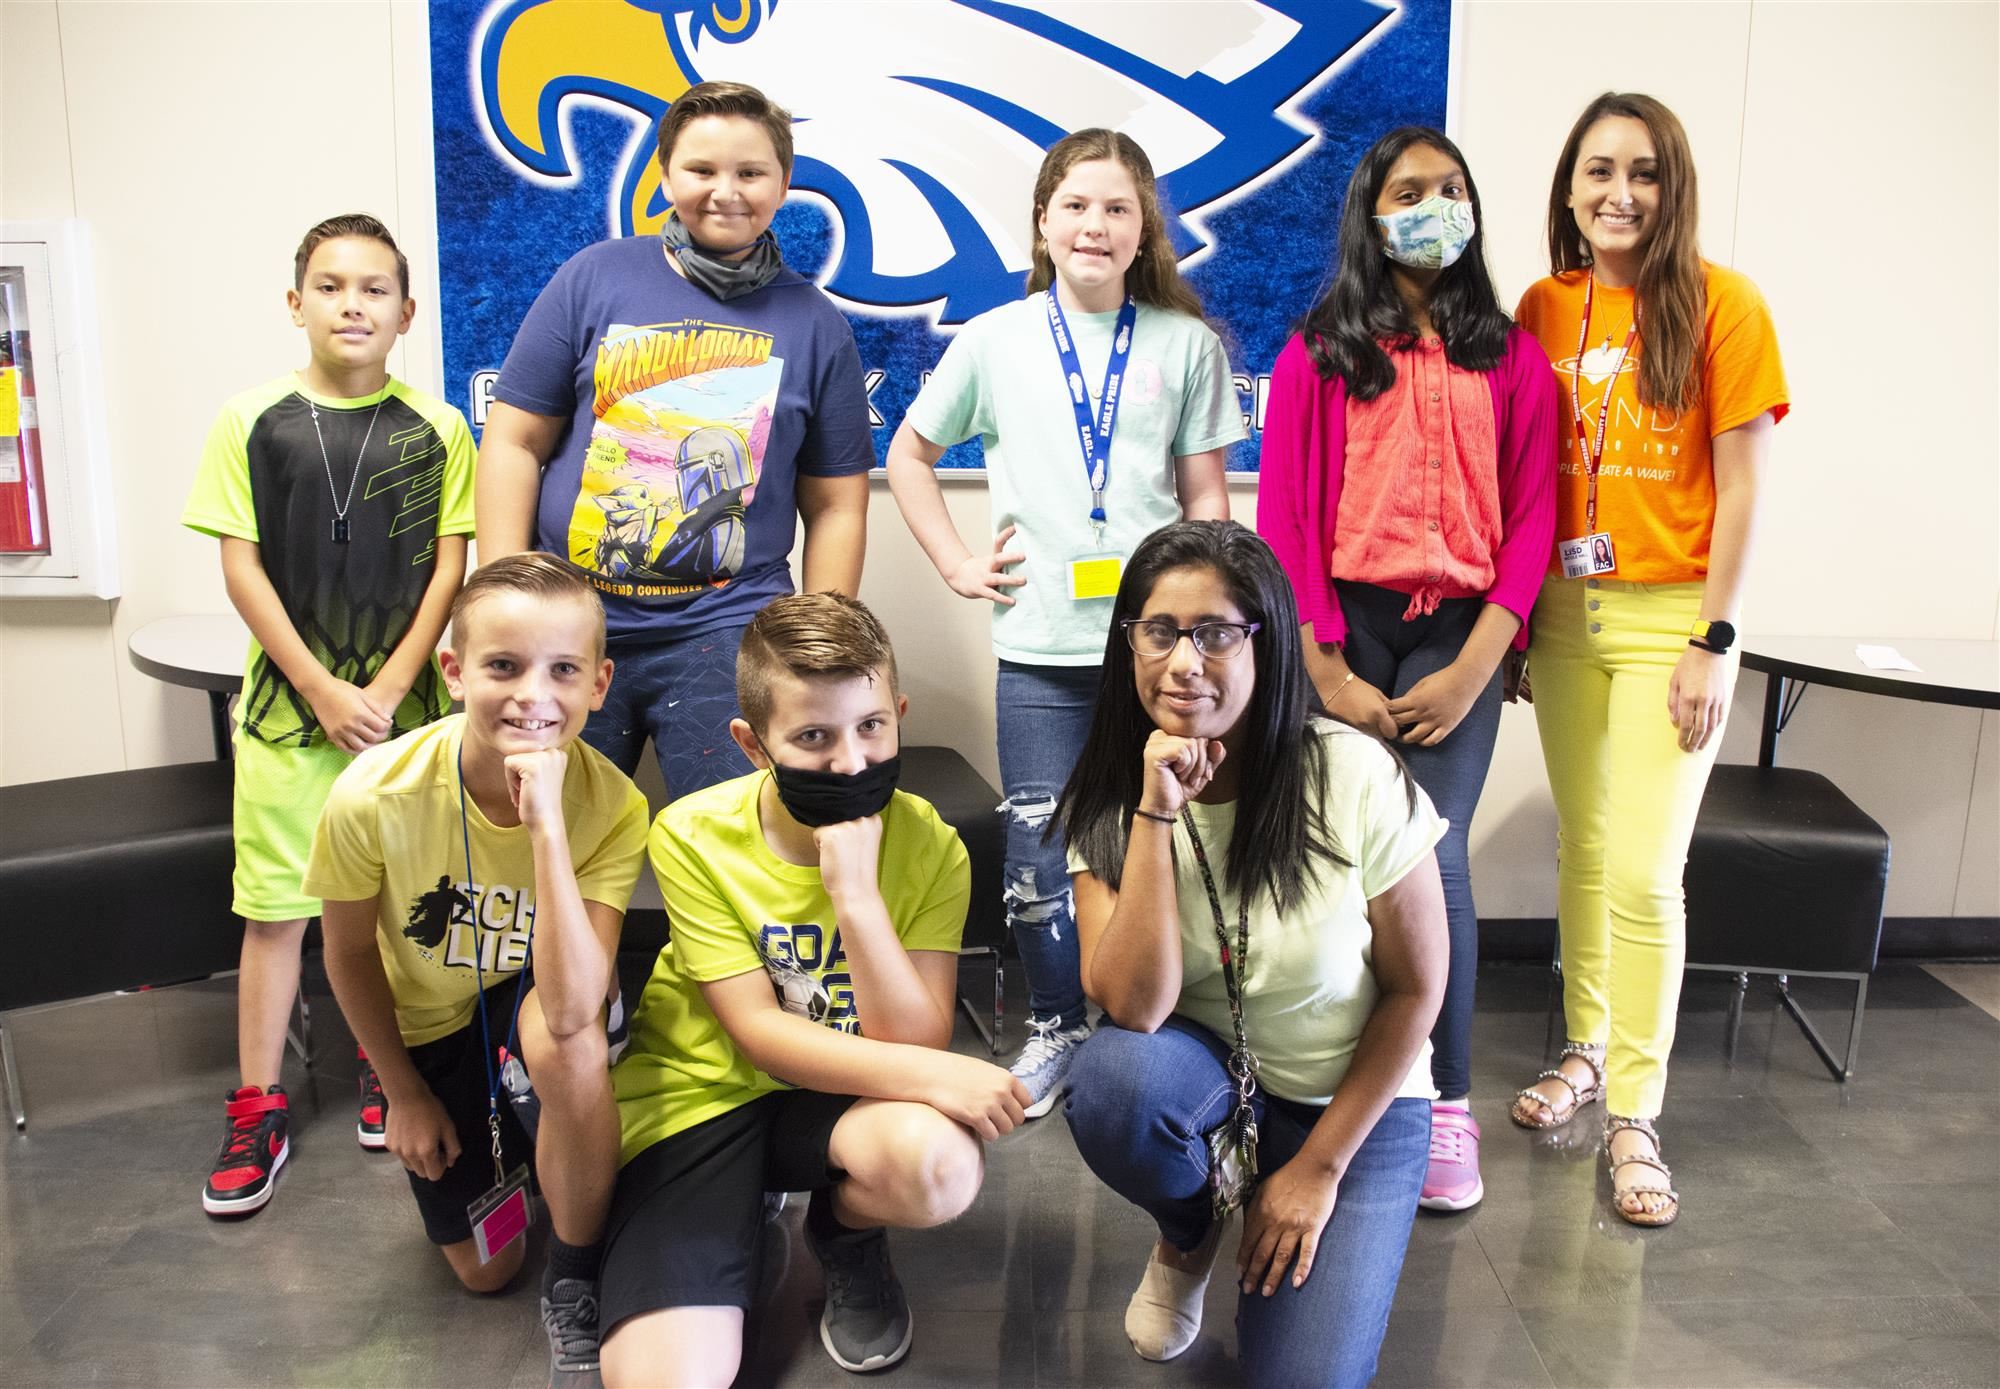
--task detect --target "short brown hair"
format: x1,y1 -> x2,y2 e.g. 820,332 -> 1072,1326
656,81 -> 794,181
737,593 -> 898,735
293,213 -> 410,300
450,552 -> 605,656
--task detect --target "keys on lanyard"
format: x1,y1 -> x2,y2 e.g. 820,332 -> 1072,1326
1043,290 -> 1137,546
457,743 -> 537,1263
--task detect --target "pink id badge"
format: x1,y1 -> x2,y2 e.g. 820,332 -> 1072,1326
1557,532 -> 1616,579
468,1163 -> 532,1264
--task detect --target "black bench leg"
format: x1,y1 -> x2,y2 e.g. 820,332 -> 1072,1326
1541,956 -> 1563,1058
287,988 -> 315,1071
956,948 -> 1005,1056
1,1014 -> 24,1132
1724,971 -> 1750,1063
1775,973 -> 1862,1082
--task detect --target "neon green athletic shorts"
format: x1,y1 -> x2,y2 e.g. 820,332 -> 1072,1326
231,728 -> 354,922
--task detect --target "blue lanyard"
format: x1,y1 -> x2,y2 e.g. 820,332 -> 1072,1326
457,743 -> 533,1180
1042,290 -> 1137,531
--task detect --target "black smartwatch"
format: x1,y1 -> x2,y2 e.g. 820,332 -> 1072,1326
1689,619 -> 1736,654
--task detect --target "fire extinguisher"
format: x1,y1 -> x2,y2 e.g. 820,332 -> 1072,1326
0,278 -> 53,554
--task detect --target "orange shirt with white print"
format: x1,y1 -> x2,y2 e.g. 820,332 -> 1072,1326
1515,262 -> 1788,584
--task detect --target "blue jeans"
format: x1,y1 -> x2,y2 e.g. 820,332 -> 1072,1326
1334,581 -> 1503,1101
1065,1017 -> 1429,1389
993,660 -> 1099,1031
584,624 -> 754,797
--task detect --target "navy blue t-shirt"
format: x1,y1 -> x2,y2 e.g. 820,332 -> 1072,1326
495,237 -> 873,642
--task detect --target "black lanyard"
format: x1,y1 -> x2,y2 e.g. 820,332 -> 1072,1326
457,743 -> 534,1187
1181,809 -> 1258,1117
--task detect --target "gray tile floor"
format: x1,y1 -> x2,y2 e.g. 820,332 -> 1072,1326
3,961 -> 1996,1388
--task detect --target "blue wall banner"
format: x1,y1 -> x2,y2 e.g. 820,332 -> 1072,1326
430,0 -> 1456,471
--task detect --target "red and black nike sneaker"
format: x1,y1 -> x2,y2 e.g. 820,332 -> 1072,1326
356,1048 -> 387,1151
201,1085 -> 290,1216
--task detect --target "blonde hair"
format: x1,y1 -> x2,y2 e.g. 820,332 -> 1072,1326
449,553 -> 605,656
737,592 -> 899,735
1027,129 -> 1207,321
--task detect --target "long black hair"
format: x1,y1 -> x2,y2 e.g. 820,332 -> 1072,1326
1299,126 -> 1512,399
1056,521 -> 1344,915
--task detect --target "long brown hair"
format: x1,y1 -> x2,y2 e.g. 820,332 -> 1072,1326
1027,129 -> 1206,321
1546,93 -> 1704,411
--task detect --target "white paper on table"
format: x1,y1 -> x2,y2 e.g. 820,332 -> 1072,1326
1855,644 -> 1921,673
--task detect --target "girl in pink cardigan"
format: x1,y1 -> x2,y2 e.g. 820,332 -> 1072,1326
1257,127 -> 1557,1215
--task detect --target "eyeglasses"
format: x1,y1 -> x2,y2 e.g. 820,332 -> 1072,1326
1121,618 -> 1261,660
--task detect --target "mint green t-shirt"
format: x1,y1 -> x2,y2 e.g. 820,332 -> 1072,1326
905,297 -> 1245,665
1070,721 -> 1447,1104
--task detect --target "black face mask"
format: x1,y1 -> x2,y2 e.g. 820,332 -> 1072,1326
767,754 -> 902,828
659,210 -> 785,301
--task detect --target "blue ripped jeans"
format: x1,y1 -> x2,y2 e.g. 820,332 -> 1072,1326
993,659 -> 1100,1031
583,624 -> 754,797
1066,1017 -> 1429,1389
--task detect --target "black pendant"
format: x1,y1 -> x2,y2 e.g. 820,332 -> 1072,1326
332,517 -> 350,544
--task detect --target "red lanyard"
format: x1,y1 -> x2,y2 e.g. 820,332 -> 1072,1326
1570,271 -> 1639,535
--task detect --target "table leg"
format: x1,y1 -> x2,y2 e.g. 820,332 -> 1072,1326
208,691 -> 232,761
1757,672 -> 1786,769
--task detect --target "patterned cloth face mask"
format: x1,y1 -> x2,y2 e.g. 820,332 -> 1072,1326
1375,195 -> 1475,270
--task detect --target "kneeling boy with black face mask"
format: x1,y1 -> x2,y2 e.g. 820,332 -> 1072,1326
596,592 -> 1031,1387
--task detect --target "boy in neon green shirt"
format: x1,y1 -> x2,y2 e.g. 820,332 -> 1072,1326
598,593 -> 1031,1385
181,213 -> 472,1217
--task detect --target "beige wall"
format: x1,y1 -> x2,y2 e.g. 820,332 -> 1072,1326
3,1 -> 1994,918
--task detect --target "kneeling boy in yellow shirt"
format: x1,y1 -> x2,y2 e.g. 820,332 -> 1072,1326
303,553 -> 647,1384
599,593 -> 1031,1386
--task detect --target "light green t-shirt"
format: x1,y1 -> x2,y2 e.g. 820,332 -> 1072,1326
613,771 -> 971,1165
905,296 -> 1246,665
1070,721 -> 1446,1104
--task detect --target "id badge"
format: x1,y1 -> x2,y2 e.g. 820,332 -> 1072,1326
467,1163 -> 532,1264
1067,552 -> 1121,601
1557,532 -> 1616,579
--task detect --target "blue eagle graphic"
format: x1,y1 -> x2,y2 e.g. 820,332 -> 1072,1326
473,0 -> 1398,323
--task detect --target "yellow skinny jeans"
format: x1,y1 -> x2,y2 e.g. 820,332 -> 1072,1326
1530,575 -> 1735,1118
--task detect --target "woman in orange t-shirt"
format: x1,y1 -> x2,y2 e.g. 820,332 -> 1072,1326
1509,93 -> 1788,1228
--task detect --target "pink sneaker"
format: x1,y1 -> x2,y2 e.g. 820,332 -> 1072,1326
1419,1105 -> 1483,1211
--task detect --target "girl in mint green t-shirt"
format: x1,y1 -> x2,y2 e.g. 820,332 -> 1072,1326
885,129 -> 1244,1118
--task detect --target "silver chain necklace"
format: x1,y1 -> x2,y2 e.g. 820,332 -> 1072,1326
305,392 -> 386,543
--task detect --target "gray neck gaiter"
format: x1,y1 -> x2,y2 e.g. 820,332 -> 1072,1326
659,211 -> 785,301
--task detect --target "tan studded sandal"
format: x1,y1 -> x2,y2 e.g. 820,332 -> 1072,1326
1509,1042 -> 1605,1130
1603,1115 -> 1680,1227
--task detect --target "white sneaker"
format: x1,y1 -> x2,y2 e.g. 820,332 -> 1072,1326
1009,1016 -> 1092,1119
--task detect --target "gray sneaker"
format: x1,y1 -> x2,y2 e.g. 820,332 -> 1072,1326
806,1208 -> 912,1373
1010,1015 -> 1093,1119
540,1278 -> 602,1388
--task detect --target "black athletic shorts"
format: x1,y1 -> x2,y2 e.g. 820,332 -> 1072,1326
401,977 -> 536,1245
599,1089 -> 857,1336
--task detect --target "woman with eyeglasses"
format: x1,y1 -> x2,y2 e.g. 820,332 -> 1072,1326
1057,521 -> 1448,1389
